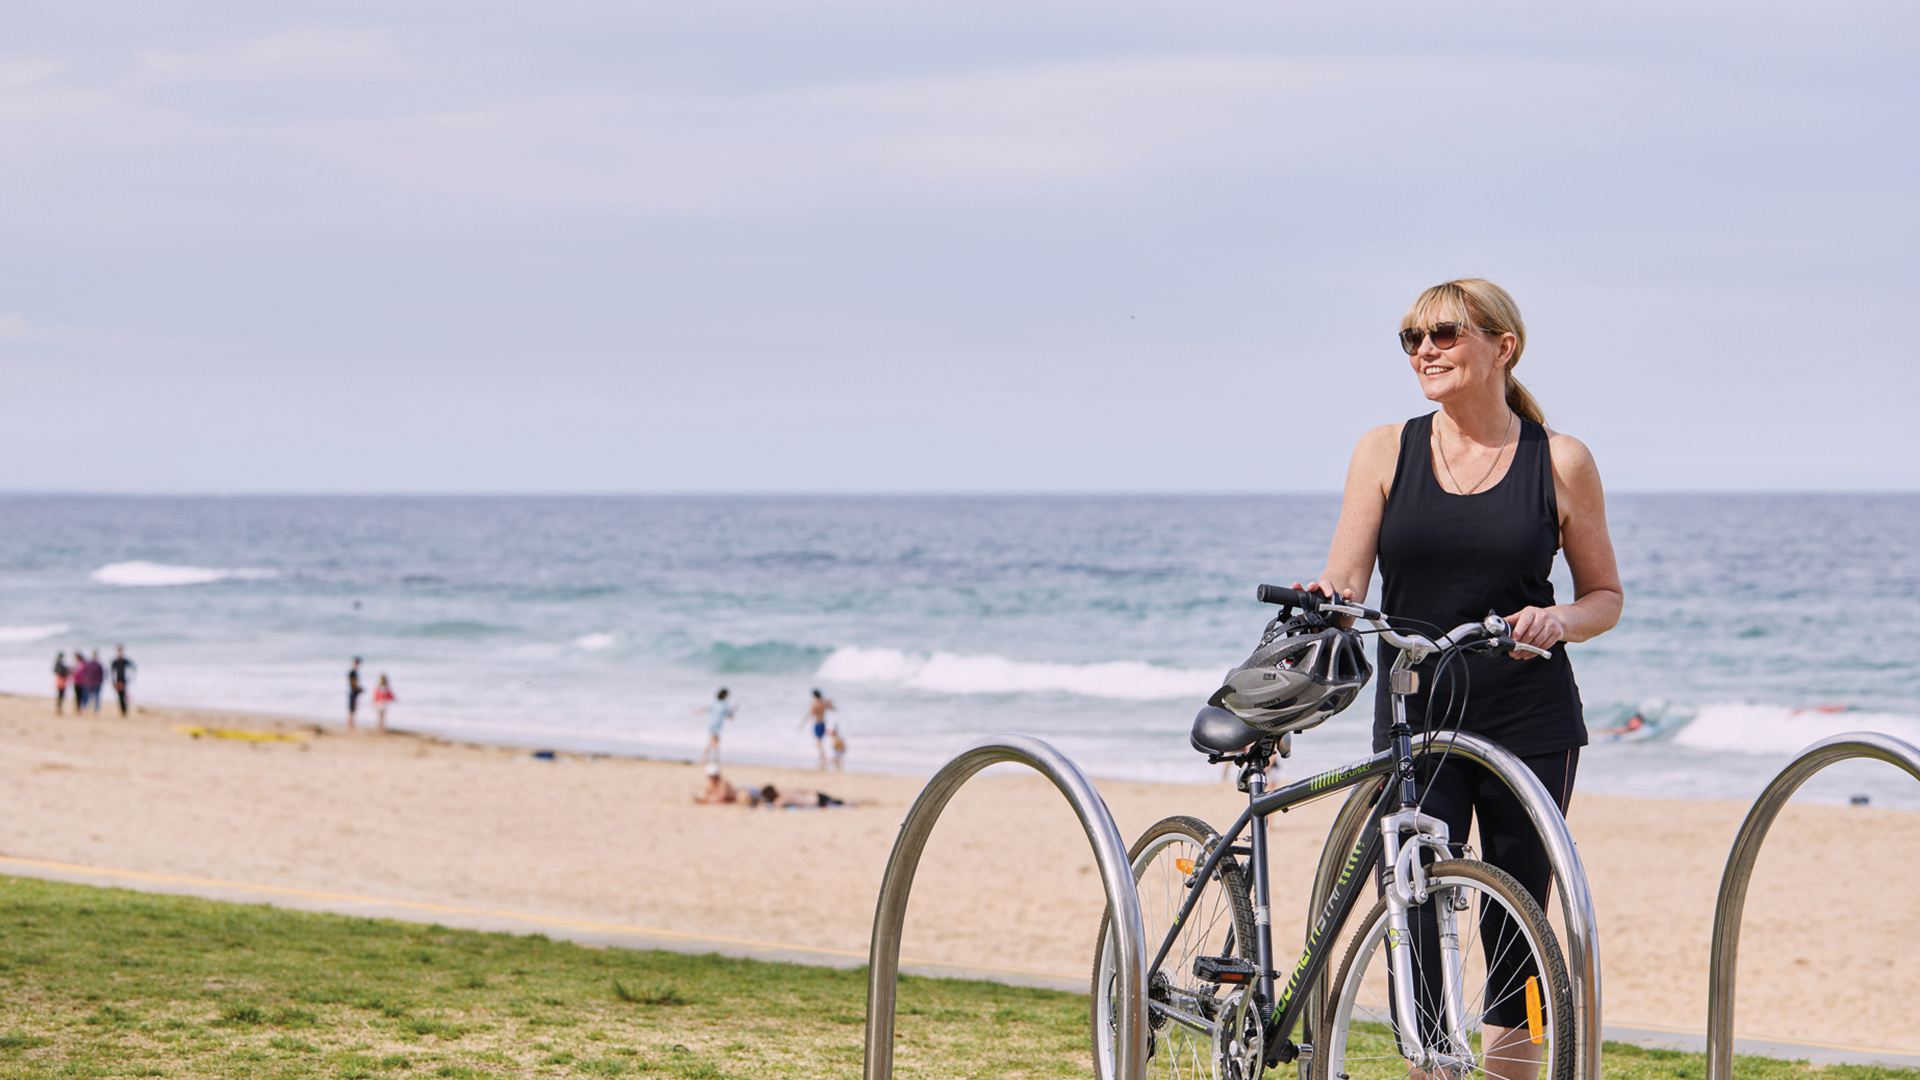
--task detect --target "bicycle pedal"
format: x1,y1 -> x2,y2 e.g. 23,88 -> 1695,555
1191,955 -> 1258,985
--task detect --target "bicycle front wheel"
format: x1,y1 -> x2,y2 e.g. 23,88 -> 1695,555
1092,815 -> 1257,1080
1316,859 -> 1573,1080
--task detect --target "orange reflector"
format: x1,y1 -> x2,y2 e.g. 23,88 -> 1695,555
1525,976 -> 1543,1043
1175,858 -> 1195,874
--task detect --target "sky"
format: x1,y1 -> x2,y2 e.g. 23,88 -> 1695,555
1,0 -> 1915,494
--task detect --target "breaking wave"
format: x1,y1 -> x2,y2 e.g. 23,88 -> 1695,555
91,561 -> 277,587
1669,702 -> 1920,755
0,624 -> 71,644
816,645 -> 1219,701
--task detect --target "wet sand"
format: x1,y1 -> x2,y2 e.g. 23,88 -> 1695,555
0,694 -> 1914,1051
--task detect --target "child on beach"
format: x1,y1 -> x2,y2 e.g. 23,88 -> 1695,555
52,653 -> 68,714
373,675 -> 396,734
829,722 -> 846,771
697,688 -> 732,768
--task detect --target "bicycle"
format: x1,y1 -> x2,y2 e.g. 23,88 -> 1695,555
1092,585 -> 1575,1080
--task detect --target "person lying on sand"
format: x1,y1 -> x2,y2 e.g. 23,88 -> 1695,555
742,783 -> 849,809
692,763 -> 740,804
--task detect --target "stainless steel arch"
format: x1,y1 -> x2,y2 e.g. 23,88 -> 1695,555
1707,732 -> 1920,1080
863,734 -> 1148,1080
1301,732 -> 1602,1080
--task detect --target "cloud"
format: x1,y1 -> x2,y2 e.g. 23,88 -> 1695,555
0,312 -> 122,344
133,27 -> 408,85
0,24 -> 1887,228
270,53 -> 1678,211
277,55 -> 1398,210
0,56 -> 68,90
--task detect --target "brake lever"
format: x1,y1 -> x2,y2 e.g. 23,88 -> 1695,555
1500,637 -> 1551,659
1460,636 -> 1551,660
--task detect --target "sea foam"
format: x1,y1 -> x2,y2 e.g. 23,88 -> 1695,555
816,645 -> 1220,701
0,624 -> 71,645
574,633 -> 616,651
1670,702 -> 1920,755
91,561 -> 278,587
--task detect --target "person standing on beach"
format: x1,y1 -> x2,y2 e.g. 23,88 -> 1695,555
828,720 -> 846,772
109,646 -> 137,716
1300,279 -> 1621,1080
52,652 -> 69,714
81,651 -> 105,713
347,658 -> 364,731
801,688 -> 835,770
697,688 -> 733,768
372,674 -> 395,734
71,641 -> 92,711
70,647 -> 92,711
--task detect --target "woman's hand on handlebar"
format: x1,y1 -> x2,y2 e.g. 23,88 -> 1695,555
1291,581 -> 1354,603
1504,605 -> 1565,659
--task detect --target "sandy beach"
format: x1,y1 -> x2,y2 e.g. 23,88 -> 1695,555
0,693 -> 1915,1054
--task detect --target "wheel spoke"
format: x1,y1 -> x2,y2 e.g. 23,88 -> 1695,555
1319,861 -> 1572,1080
1091,817 -> 1255,1080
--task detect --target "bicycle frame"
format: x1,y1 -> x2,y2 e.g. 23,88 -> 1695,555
1144,745 -> 1398,1056
1134,598 -> 1545,1070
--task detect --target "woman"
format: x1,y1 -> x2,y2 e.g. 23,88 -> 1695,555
1301,279 -> 1621,1080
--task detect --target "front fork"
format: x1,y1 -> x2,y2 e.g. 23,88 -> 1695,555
1382,680 -> 1475,1073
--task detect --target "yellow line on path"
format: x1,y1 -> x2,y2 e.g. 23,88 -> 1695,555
0,855 -> 1077,988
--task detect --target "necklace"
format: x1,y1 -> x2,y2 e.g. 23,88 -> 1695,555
1436,410 -> 1515,495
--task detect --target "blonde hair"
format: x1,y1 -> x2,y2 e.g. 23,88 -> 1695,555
1401,278 -> 1543,425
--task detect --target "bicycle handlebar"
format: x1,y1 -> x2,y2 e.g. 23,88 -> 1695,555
1254,583 -> 1320,609
1253,583 -> 1550,661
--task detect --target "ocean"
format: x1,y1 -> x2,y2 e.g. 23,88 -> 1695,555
1,494 -> 1916,808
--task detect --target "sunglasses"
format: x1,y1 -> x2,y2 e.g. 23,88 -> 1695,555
1398,321 -> 1498,355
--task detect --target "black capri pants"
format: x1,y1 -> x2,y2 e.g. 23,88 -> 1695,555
1404,748 -> 1578,1032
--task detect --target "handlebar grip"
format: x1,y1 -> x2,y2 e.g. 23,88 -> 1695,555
1256,584 -> 1318,610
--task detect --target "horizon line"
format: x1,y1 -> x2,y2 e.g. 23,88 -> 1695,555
0,488 -> 1916,499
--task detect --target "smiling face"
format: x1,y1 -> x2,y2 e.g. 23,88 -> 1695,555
1403,300 -> 1517,407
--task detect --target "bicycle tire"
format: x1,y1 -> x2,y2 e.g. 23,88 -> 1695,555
1092,815 -> 1258,1080
1315,859 -> 1573,1080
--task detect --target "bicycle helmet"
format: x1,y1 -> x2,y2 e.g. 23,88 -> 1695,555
1209,613 -> 1372,734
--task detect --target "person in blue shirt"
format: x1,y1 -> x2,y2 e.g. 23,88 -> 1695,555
697,687 -> 733,769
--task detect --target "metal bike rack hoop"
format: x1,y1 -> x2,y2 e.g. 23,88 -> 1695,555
863,734 -> 1148,1080
1706,731 -> 1920,1080
1302,731 -> 1602,1080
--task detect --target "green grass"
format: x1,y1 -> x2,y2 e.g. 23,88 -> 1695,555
0,876 -> 1914,1079
0,876 -> 1088,1078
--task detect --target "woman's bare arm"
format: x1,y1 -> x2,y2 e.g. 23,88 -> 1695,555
1299,423 -> 1402,602
1505,432 -> 1624,654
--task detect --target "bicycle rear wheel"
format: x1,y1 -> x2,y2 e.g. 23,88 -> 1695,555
1092,815 -> 1257,1080
1315,859 -> 1573,1080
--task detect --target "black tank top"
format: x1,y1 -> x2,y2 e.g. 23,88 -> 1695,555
1372,412 -> 1587,755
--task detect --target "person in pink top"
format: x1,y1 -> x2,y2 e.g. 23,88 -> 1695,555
372,674 -> 396,734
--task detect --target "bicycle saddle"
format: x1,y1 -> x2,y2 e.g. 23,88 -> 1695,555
1190,705 -> 1262,757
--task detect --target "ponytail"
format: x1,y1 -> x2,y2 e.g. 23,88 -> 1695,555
1505,372 -> 1544,425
